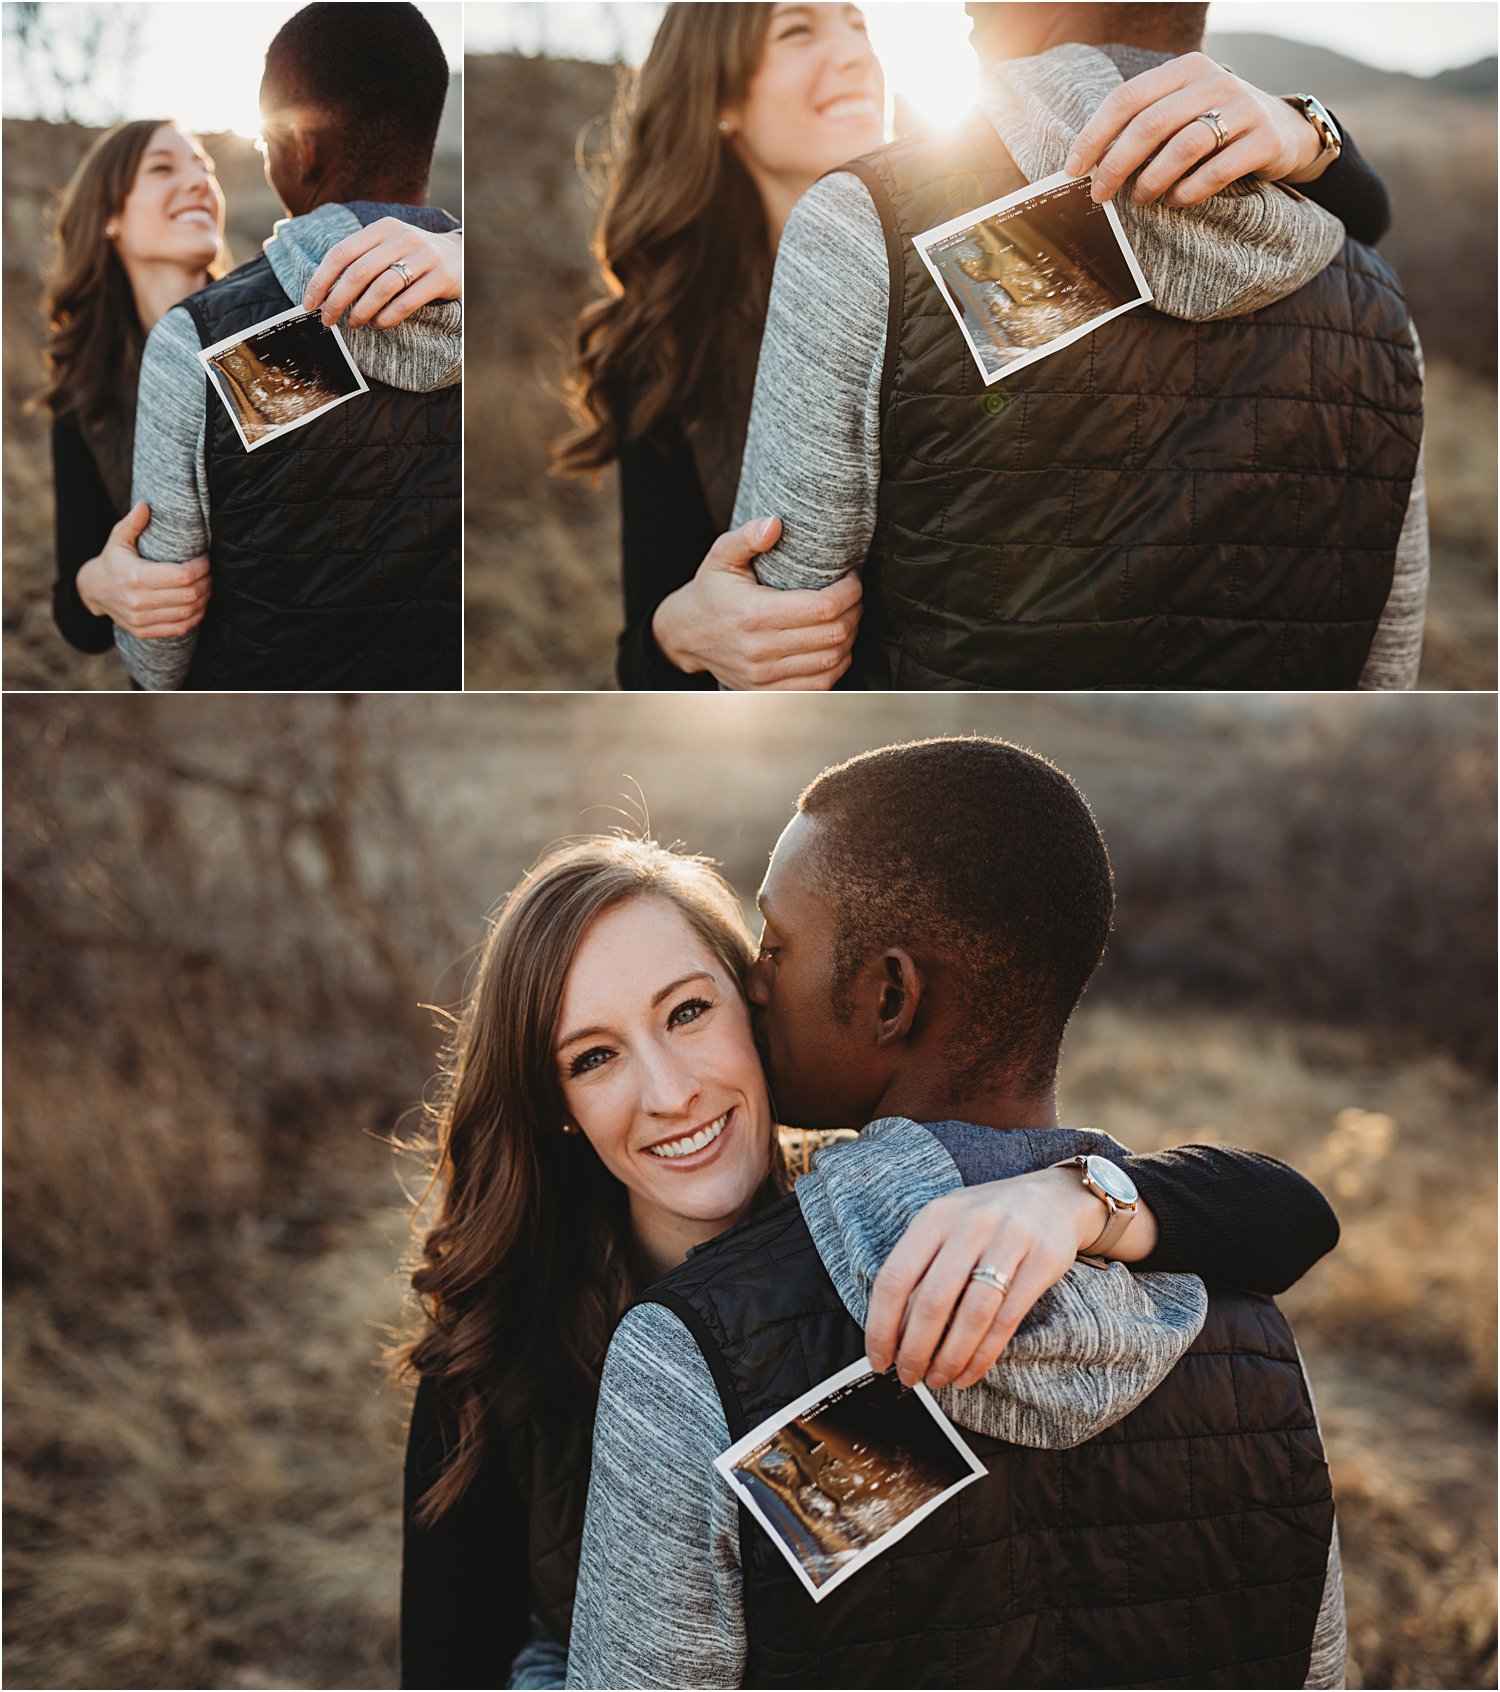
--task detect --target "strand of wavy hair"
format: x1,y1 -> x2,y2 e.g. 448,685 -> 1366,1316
401,997 -> 633,1528
552,3 -> 774,476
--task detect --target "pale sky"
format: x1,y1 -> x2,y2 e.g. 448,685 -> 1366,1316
466,1 -> 1497,100
2,2 -> 463,133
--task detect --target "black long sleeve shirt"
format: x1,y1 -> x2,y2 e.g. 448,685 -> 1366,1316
50,414 -> 120,654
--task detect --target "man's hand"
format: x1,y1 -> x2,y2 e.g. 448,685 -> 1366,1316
303,218 -> 461,330
1065,52 -> 1333,209
652,516 -> 862,690
864,1165 -> 1156,1392
76,502 -> 210,638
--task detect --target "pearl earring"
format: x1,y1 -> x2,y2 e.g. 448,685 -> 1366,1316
717,120 -> 730,135
105,223 -> 117,237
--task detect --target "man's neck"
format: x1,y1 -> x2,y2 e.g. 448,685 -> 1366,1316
973,7 -> 1203,71
289,182 -> 428,217
869,1073 -> 1060,1132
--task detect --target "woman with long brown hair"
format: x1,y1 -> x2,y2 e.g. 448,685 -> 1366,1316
557,2 -> 1393,693
398,833 -> 1340,1686
39,117 -> 460,666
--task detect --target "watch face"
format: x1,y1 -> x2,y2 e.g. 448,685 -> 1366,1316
1086,1154 -> 1138,1205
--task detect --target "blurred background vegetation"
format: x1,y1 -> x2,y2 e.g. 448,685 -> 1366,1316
461,8 -> 1496,689
1,1 -> 462,691
3,691 -> 1495,1688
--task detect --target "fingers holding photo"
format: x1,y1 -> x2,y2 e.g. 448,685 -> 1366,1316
303,217 -> 462,329
1065,51 -> 1330,207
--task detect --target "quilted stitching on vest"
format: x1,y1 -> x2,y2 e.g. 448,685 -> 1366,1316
498,1402 -> 595,1650
651,1197 -> 1334,1690
181,254 -> 460,690
847,125 -> 1423,690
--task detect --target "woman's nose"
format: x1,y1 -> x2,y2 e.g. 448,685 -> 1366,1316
831,15 -> 875,71
639,1044 -> 699,1117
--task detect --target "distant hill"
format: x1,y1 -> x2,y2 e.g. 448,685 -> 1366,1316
1429,54 -> 1499,96
1207,33 -> 1494,103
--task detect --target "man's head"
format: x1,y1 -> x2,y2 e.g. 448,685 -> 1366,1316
965,4 -> 1209,67
258,2 -> 449,215
749,737 -> 1114,1130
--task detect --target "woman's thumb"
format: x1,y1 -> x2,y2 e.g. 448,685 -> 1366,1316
112,501 -> 152,546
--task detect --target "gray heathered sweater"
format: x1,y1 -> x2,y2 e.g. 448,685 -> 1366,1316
733,43 -> 1427,691
517,1121 -> 1345,1690
116,201 -> 461,691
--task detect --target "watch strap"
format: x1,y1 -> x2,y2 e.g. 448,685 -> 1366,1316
1083,1201 -> 1135,1257
1056,1153 -> 1138,1256
1284,93 -> 1343,165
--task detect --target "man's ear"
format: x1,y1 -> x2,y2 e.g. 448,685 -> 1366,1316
873,948 -> 923,1048
290,118 -> 327,190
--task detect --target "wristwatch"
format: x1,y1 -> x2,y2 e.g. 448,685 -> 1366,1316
1054,1154 -> 1139,1256
1282,94 -> 1343,168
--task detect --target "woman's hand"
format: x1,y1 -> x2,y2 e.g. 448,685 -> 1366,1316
652,516 -> 862,691
863,1165 -> 1160,1392
75,502 -> 210,638
1065,52 -> 1332,209
303,218 -> 462,330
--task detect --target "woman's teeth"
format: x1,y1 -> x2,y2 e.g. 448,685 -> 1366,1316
820,95 -> 877,120
172,210 -> 215,227
646,1111 -> 730,1161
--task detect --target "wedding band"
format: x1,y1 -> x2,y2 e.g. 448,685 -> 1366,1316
969,1264 -> 1011,1295
1194,109 -> 1229,153
388,259 -> 414,289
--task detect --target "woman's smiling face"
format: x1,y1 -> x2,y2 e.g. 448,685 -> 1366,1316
555,896 -> 775,1266
723,3 -> 885,198
111,124 -> 224,271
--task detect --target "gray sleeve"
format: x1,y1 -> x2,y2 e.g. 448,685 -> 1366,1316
506,1616 -> 570,1690
566,1304 -> 745,1691
732,171 -> 886,591
1304,1522 -> 1348,1688
265,203 -> 462,393
115,305 -> 210,691
1358,325 -> 1428,692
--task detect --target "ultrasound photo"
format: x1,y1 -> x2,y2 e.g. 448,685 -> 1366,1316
715,1359 -> 986,1602
915,171 -> 1152,384
197,306 -> 368,451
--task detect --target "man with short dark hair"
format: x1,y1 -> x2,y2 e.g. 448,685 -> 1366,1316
733,1 -> 1426,689
564,736 -> 1345,1689
118,2 -> 461,691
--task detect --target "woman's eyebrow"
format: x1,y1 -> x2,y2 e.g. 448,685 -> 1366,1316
556,972 -> 715,1051
649,970 -> 715,1008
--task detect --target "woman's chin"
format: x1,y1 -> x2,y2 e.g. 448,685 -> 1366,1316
821,122 -> 885,169
169,232 -> 221,269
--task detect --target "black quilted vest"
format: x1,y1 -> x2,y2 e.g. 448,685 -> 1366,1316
178,243 -> 460,690
646,1195 -> 1335,1690
497,1398 -> 596,1650
842,120 -> 1423,689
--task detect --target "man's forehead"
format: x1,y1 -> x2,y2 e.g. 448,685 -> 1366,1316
757,813 -> 825,920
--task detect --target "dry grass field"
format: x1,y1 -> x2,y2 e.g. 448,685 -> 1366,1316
460,43 -> 1497,691
3,692 -> 1494,1689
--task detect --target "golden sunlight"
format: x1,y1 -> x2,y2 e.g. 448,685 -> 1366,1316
3,2 -> 461,135
862,1 -> 980,133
